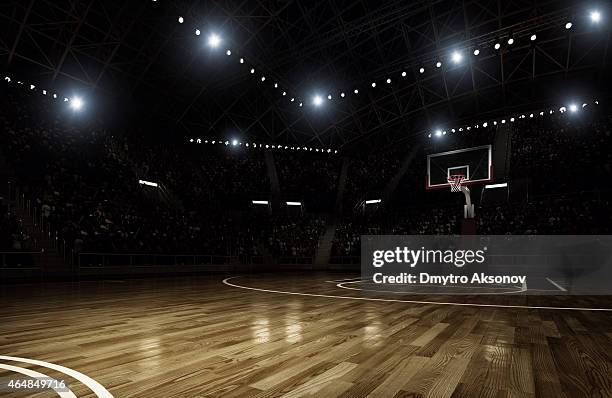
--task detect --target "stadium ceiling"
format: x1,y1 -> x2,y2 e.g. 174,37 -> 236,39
0,0 -> 610,152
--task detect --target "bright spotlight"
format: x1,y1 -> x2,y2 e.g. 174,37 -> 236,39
435,129 -> 442,137
313,95 -> 323,106
507,37 -> 514,45
435,61 -> 442,68
451,51 -> 462,64
401,71 -> 407,77
591,10 -> 601,23
473,49 -> 480,56
386,78 -> 391,83
208,33 -> 221,48
226,49 -> 231,56
178,16 -> 184,24
327,94 -> 332,100
232,139 -> 238,146
494,43 -> 501,50
354,89 -> 359,94
565,22 -> 572,29
569,103 -> 578,112
195,29 -> 200,36
70,97 -> 83,111
340,92 -> 345,97
419,67 -> 425,73
530,34 -> 537,41
371,82 -> 376,87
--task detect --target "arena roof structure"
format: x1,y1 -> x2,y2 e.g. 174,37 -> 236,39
1,0 -> 610,152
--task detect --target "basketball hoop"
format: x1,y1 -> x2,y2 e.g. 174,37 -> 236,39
448,174 -> 466,193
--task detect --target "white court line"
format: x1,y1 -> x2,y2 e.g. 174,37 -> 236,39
222,276 -> 612,311
336,281 -> 524,295
324,277 -> 364,283
0,356 -> 113,398
0,363 -> 77,398
546,277 -> 568,292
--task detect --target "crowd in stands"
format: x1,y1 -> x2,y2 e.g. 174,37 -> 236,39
2,85 -> 612,264
275,152 -> 341,212
0,203 -> 31,251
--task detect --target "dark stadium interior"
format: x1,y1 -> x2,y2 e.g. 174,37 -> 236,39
1,0 -> 612,397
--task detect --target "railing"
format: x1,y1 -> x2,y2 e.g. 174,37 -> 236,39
77,252 -> 234,268
276,256 -> 314,265
0,251 -> 43,268
329,256 -> 360,265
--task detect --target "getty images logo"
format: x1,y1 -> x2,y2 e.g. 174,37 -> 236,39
372,246 -> 487,268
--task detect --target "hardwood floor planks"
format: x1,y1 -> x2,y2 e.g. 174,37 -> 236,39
0,274 -> 610,397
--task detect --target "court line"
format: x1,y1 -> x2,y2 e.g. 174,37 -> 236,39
0,363 -> 77,398
546,277 -> 568,292
0,356 -> 113,398
324,277 -> 363,283
335,281 -> 525,295
222,276 -> 612,311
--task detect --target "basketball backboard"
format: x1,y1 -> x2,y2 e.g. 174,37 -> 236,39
426,145 -> 493,189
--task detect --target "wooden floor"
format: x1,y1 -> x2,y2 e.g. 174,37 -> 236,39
0,273 -> 611,397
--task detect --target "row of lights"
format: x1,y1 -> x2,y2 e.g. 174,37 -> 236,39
188,138 -> 338,153
175,9 -> 604,111
428,100 -> 598,138
3,75 -> 84,111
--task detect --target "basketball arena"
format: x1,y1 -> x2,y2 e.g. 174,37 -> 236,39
1,0 -> 611,397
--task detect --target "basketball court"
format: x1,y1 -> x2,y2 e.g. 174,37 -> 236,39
1,274 -> 611,397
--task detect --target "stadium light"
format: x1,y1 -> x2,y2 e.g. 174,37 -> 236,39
195,29 -> 200,36
313,95 -> 323,106
386,78 -> 391,84
485,182 -> 508,189
590,10 -> 601,23
565,22 -> 573,29
286,201 -> 302,206
208,33 -> 221,48
451,51 -> 462,64
494,43 -> 501,50
435,129 -> 442,137
530,34 -> 537,41
178,16 -> 184,23
138,179 -> 158,188
252,200 -> 269,205
507,37 -> 514,45
419,67 -> 425,73
232,139 -> 238,146
365,199 -> 382,204
436,61 -> 442,68
70,97 -> 84,111
473,49 -> 480,56
569,103 -> 578,112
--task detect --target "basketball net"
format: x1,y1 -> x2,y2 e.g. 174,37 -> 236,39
448,174 -> 466,193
